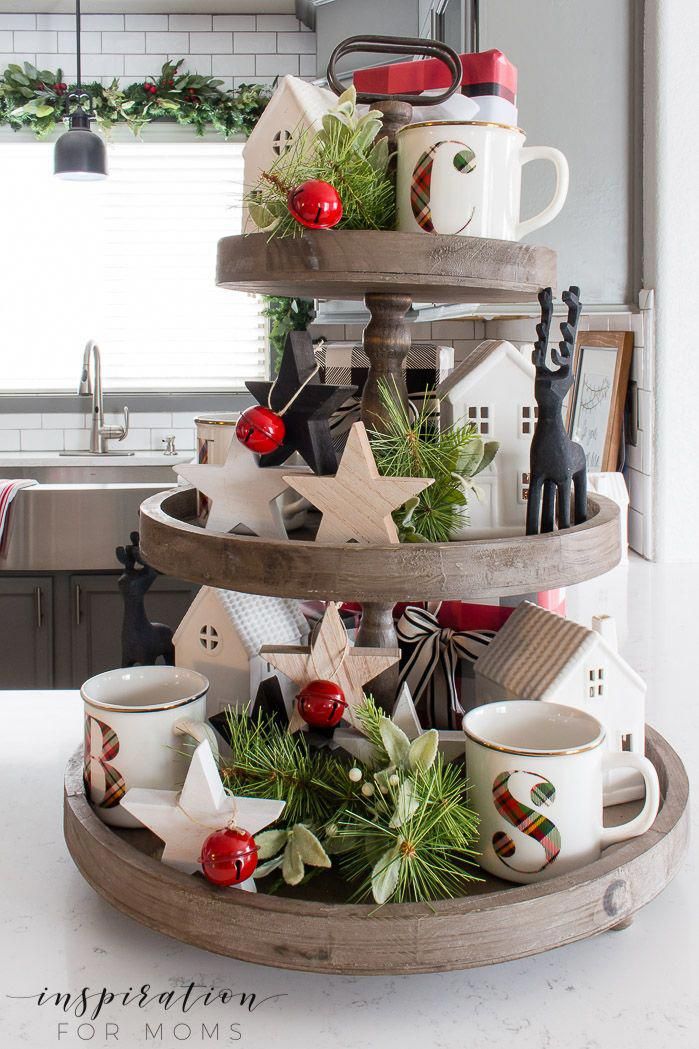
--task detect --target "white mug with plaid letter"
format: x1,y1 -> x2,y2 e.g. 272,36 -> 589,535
463,701 -> 660,884
81,665 -> 216,827
396,120 -> 569,241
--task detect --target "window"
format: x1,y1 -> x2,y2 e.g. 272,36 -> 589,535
520,405 -> 539,435
467,405 -> 491,435
199,624 -> 220,652
0,134 -> 267,391
588,666 -> 604,697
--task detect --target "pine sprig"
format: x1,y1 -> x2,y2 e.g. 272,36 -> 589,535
220,707 -> 362,826
337,758 -> 482,904
246,85 -> 394,237
368,381 -> 498,542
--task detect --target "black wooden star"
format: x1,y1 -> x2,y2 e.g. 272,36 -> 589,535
246,331 -> 356,474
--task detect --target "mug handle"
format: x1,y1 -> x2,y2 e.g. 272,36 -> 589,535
174,718 -> 220,762
600,752 -> 660,848
516,146 -> 570,239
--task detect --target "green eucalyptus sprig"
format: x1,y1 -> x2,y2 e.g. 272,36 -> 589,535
0,59 -> 269,138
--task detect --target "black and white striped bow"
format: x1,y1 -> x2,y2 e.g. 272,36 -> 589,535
396,606 -> 496,730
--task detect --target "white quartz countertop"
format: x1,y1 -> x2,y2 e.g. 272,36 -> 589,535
0,558 -> 696,1049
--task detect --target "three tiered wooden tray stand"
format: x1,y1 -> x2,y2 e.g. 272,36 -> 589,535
64,231 -> 689,974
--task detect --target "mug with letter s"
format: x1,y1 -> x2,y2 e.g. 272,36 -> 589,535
463,701 -> 660,884
396,120 -> 569,241
81,665 -> 217,827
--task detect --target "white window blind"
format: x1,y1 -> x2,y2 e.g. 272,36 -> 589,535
0,136 -> 267,391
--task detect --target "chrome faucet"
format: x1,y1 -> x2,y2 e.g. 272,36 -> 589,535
78,340 -> 131,455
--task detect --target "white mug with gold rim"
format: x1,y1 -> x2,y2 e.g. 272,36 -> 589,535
81,665 -> 217,827
463,701 -> 660,884
396,120 -> 569,241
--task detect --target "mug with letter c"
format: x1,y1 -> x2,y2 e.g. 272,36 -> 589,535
81,665 -> 217,828
463,701 -> 660,884
396,120 -> 569,241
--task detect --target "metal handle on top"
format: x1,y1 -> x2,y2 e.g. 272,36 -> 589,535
325,35 -> 462,106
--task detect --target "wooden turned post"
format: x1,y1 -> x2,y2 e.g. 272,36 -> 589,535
370,98 -> 413,180
361,292 -> 412,432
356,600 -> 399,711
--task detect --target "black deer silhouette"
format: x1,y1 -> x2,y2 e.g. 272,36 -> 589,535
526,286 -> 587,535
116,531 -> 174,667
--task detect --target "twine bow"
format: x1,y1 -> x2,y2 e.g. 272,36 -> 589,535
396,606 -> 496,730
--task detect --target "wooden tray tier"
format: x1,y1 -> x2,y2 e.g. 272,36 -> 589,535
63,728 -> 688,975
216,230 -> 557,303
139,488 -> 621,604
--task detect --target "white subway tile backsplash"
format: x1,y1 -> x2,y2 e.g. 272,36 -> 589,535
0,414 -> 42,430
213,16 -> 256,32
0,431 -> 20,451
21,429 -> 63,451
171,413 -> 199,430
299,54 -> 317,78
81,54 -> 124,77
169,15 -> 212,32
277,32 -> 316,54
174,54 -> 212,76
257,53 -> 298,76
149,427 -> 195,452
432,320 -> 476,340
0,53 -> 37,69
81,15 -> 125,31
114,428 -> 151,451
628,506 -> 643,555
0,15 -> 36,30
58,31 -> 100,54
145,32 -> 189,55
125,15 -> 169,32
124,54 -> 166,77
63,429 -> 90,452
189,32 -> 233,54
234,32 -> 276,54
41,413 -> 86,430
256,15 -> 302,32
0,31 -> 11,52
126,412 -> 173,428
41,54 -> 76,76
13,31 -> 57,53
37,14 -> 74,30
101,32 -> 145,54
212,54 -> 255,76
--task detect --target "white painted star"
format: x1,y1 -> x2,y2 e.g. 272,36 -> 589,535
121,741 -> 285,891
176,440 -> 310,538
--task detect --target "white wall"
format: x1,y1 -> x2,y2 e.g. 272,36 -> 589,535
643,1 -> 699,561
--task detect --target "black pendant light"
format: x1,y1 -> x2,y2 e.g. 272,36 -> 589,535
54,0 -> 107,180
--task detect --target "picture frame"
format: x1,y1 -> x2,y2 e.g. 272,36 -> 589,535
567,331 -> 634,472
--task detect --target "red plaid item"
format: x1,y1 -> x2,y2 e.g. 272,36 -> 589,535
83,713 -> 126,809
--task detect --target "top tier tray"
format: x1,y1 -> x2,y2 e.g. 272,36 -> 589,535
216,230 -> 557,303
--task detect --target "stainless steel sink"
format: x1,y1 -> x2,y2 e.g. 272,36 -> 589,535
0,463 -> 181,484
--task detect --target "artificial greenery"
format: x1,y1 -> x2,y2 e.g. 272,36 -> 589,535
219,698 -> 480,906
246,85 -> 394,237
0,59 -> 269,138
262,295 -> 315,374
369,382 -> 499,543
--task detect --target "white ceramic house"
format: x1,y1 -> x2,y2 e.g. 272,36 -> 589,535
242,75 -> 336,231
473,601 -> 646,804
437,340 -> 537,536
173,587 -> 309,714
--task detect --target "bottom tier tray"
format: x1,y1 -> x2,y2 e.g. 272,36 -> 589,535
63,727 -> 688,976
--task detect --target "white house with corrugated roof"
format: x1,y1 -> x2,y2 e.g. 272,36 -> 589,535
474,602 -> 646,804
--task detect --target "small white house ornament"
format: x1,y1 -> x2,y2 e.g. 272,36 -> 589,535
473,602 -> 646,804
437,340 -> 537,536
174,587 -> 309,713
242,75 -> 336,231
120,740 -> 285,890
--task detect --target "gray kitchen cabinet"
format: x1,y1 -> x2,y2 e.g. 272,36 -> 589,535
0,576 -> 54,689
68,573 -> 198,686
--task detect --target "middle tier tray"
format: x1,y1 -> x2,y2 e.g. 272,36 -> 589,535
139,488 -> 620,603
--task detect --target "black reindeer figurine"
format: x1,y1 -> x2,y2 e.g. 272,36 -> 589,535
116,531 -> 175,667
526,286 -> 587,535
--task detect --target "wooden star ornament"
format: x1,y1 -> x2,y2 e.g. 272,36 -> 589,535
283,421 -> 434,544
260,602 -> 400,735
175,439 -> 309,538
120,740 -> 285,890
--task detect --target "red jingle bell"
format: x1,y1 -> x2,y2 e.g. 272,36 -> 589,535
235,405 -> 286,454
199,827 -> 258,887
297,679 -> 348,728
287,180 -> 343,230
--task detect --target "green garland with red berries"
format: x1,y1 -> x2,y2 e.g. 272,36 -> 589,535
0,59 -> 269,138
